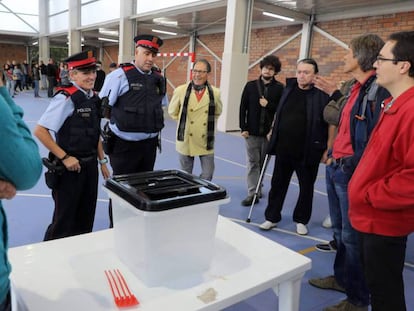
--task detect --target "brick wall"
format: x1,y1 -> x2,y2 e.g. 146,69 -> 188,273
0,44 -> 27,69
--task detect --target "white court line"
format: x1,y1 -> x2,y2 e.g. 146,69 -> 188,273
16,193 -> 109,203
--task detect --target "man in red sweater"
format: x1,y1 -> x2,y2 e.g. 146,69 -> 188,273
349,31 -> 414,311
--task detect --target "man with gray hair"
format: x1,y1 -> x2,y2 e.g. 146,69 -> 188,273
308,33 -> 390,311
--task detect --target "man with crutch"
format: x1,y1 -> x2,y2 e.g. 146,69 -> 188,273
239,55 -> 284,207
258,58 -> 334,235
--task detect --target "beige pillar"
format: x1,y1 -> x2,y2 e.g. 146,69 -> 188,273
119,0 -> 135,64
68,0 -> 82,56
217,0 -> 253,132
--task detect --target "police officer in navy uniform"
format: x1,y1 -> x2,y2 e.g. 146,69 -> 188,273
35,50 -> 111,241
99,34 -> 165,226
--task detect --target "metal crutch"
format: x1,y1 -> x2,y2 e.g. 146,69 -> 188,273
246,153 -> 271,223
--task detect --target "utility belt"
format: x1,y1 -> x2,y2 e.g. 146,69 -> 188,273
42,153 -> 96,189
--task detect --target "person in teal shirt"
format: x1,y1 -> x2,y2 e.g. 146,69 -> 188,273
0,77 -> 42,310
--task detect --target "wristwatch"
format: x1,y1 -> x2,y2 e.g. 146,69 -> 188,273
99,157 -> 108,165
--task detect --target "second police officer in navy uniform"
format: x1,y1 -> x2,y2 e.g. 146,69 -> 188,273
35,51 -> 111,240
99,34 -> 166,226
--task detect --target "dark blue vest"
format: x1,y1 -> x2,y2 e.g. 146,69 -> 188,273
110,64 -> 165,133
56,86 -> 101,157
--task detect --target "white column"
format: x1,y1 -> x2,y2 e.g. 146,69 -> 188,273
119,0 -> 135,64
218,0 -> 253,132
38,0 -> 49,63
68,0 -> 82,56
299,19 -> 314,59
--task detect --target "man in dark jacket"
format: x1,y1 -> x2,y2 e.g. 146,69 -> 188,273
46,58 -> 57,97
94,61 -> 106,92
259,58 -> 335,235
239,55 -> 284,206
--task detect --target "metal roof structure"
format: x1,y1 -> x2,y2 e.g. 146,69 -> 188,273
0,0 -> 413,47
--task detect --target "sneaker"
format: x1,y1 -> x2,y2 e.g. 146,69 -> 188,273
322,215 -> 332,228
308,275 -> 346,293
241,195 -> 259,206
316,240 -> 337,252
296,223 -> 308,235
323,299 -> 368,311
259,220 -> 277,230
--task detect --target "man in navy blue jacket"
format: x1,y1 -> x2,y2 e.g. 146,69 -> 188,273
259,58 -> 336,235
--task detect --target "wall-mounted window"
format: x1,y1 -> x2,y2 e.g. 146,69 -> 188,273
0,0 -> 39,33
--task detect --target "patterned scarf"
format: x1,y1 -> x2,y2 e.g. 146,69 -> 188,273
177,81 -> 216,150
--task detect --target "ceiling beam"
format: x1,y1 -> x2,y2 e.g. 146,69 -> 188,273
315,2 -> 414,22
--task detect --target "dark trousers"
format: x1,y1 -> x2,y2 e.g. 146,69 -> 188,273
44,160 -> 98,240
0,291 -> 11,311
47,76 -> 55,97
108,135 -> 158,227
359,232 -> 407,311
265,155 -> 319,224
109,135 -> 158,175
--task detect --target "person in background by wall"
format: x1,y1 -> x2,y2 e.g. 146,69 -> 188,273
39,60 -> 47,90
12,64 -> 23,93
239,55 -> 284,206
46,58 -> 57,97
34,51 -> 110,241
2,64 -> 14,98
21,60 -> 30,90
0,75 -> 42,311
108,62 -> 117,73
94,61 -> 106,92
59,62 -> 70,86
168,59 -> 223,181
349,30 -> 414,311
32,63 -> 41,98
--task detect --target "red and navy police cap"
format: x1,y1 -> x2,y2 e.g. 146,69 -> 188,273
65,50 -> 96,70
134,34 -> 163,53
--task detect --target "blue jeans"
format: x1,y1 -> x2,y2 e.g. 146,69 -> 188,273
34,80 -> 40,97
326,163 -> 369,306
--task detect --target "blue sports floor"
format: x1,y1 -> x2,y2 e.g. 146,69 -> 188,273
5,89 -> 414,310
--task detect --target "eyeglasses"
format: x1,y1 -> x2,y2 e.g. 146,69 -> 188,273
375,56 -> 403,64
192,69 -> 208,74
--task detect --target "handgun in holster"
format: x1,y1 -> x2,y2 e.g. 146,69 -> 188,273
42,153 -> 65,189
101,121 -> 115,155
100,91 -> 112,119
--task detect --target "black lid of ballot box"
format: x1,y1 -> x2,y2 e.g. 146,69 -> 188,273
104,169 -> 227,212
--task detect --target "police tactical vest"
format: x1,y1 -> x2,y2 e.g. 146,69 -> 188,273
110,63 -> 165,133
55,85 -> 101,157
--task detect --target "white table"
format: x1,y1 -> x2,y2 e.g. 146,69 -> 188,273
8,216 -> 311,311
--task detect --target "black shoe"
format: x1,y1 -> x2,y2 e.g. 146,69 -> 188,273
315,240 -> 337,252
241,195 -> 259,206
